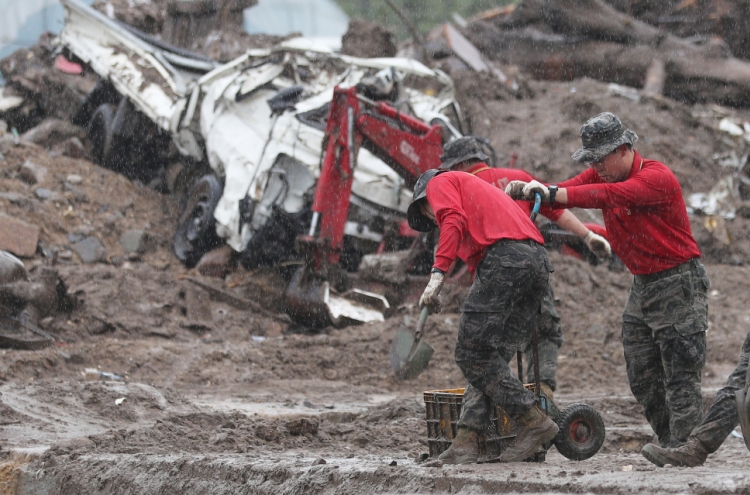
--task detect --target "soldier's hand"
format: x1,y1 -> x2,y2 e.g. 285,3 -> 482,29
584,231 -> 612,259
419,270 -> 445,314
505,180 -> 528,200
522,180 -> 550,202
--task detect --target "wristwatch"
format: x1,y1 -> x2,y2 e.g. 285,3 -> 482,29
548,184 -> 558,207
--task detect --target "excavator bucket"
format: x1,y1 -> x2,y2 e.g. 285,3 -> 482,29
736,364 -> 750,451
285,267 -> 390,328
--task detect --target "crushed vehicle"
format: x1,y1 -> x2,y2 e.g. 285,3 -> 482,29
58,0 -> 466,325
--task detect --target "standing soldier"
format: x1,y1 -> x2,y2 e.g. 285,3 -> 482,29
408,169 -> 557,464
641,329 -> 750,466
437,136 -> 611,404
506,112 -> 709,450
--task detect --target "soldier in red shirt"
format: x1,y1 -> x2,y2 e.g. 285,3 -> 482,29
506,112 -> 709,453
408,170 -> 558,463
437,136 -> 611,405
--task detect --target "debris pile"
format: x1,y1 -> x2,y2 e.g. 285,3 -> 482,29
463,0 -> 750,107
92,0 -> 287,62
341,20 -> 397,58
603,0 -> 750,62
0,34 -> 98,134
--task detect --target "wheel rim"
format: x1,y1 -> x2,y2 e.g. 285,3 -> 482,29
569,418 -> 592,444
186,199 -> 210,242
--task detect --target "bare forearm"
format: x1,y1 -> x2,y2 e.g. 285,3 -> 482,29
553,209 -> 589,238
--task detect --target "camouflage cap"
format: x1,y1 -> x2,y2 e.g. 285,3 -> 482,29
572,112 -> 639,163
439,136 -> 490,170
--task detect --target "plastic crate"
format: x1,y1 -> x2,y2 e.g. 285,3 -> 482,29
423,386 -> 547,463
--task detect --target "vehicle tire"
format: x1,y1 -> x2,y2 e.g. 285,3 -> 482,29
87,103 -> 115,165
173,175 -> 223,267
553,403 -> 605,461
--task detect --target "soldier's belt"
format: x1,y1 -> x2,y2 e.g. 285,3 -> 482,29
635,258 -> 701,285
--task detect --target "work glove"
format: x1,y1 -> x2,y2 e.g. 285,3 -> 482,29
419,271 -> 445,314
522,180 -> 550,202
505,180 -> 528,200
584,231 -> 612,259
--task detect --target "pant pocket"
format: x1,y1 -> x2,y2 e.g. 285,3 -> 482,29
668,331 -> 707,373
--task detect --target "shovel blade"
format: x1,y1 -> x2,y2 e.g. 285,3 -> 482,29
390,326 -> 434,380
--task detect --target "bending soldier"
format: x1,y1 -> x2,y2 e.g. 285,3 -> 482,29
408,169 -> 557,464
438,136 -> 611,403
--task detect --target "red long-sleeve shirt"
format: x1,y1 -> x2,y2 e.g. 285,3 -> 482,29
427,172 -> 544,275
559,151 -> 700,275
467,163 -> 564,222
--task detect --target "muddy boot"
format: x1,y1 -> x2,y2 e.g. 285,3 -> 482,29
499,405 -> 559,463
438,427 -> 479,464
641,437 -> 709,467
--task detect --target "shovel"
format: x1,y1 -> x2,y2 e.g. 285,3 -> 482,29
390,307 -> 434,380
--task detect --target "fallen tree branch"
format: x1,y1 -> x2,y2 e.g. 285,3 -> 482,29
185,276 -> 290,324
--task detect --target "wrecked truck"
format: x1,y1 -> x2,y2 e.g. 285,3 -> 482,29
58,0 -> 463,279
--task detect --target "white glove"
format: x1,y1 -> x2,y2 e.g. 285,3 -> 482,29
522,180 -> 549,202
505,180 -> 528,200
584,231 -> 612,259
419,271 -> 445,314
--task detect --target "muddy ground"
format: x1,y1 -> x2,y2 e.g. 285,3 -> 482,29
1,74 -> 750,493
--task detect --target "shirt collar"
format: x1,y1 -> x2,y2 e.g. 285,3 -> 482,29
627,150 -> 643,180
466,163 -> 490,175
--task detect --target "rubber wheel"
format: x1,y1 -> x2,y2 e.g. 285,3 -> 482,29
173,175 -> 223,267
87,103 -> 115,165
553,403 -> 605,461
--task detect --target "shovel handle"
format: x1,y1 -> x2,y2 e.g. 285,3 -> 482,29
415,307 -> 430,338
530,192 -> 542,222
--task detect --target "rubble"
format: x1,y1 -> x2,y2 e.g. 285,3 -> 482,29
0,215 -> 40,258
341,20 -> 397,58
18,160 -> 47,185
463,0 -> 750,107
73,237 -> 107,264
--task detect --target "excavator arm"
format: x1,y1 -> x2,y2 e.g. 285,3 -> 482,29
286,86 -> 445,327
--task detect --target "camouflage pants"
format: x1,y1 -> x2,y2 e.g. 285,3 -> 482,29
692,329 -> 750,453
622,259 -> 709,447
455,240 -> 551,431
525,282 -> 562,390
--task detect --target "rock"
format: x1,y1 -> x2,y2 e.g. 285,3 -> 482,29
0,215 -> 40,257
34,188 -> 53,200
0,192 -> 27,205
311,458 -> 326,465
73,237 -> 107,264
20,118 -> 85,149
120,230 -> 152,254
18,160 -> 48,185
287,418 -> 319,436
56,137 -> 87,159
195,245 -> 234,278
63,183 -> 88,203
66,174 -> 83,185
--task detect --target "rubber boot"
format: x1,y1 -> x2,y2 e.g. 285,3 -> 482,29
438,427 -> 479,464
499,405 -> 559,462
641,437 -> 709,467
540,382 -> 554,404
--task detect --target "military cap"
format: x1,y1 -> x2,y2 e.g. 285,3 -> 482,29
572,112 -> 639,163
